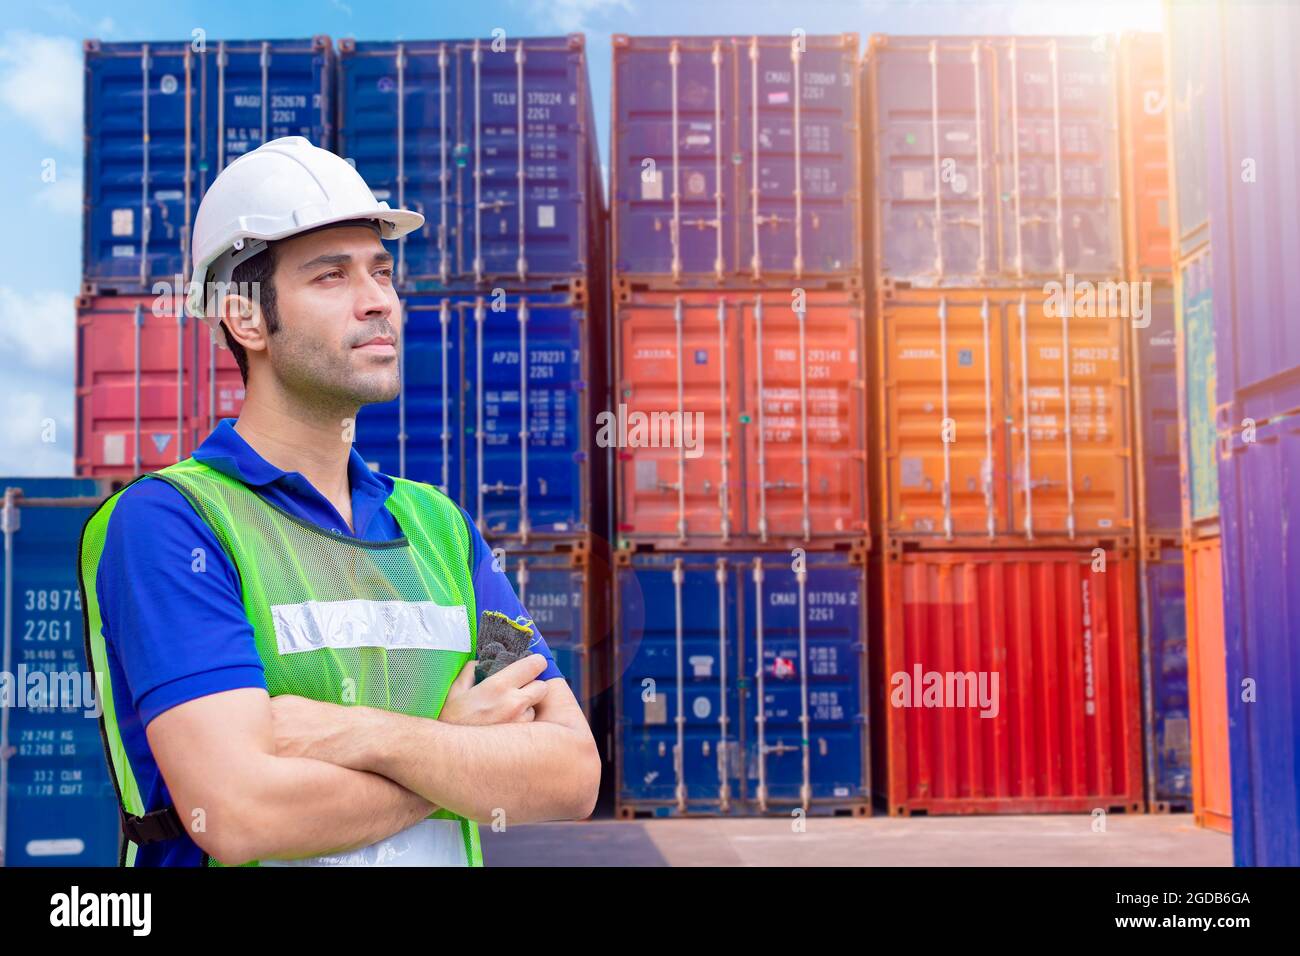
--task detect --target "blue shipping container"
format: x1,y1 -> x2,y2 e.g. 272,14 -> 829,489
82,37 -> 335,291
615,551 -> 868,815
2,479 -> 119,866
338,36 -> 602,287
354,289 -> 601,543
1133,284 -> 1181,536
864,35 -> 1123,286
1139,546 -> 1192,810
611,34 -> 861,284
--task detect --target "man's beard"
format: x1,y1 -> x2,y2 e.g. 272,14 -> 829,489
268,323 -> 401,415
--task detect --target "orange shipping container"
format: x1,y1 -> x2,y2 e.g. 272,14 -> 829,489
615,289 -> 867,547
876,287 -> 1133,545
1118,33 -> 1173,278
1184,536 -> 1232,833
869,547 -> 1143,815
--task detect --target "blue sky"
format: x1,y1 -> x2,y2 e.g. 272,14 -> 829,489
0,0 -> 1162,476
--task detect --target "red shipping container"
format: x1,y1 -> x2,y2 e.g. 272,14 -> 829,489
615,289 -> 867,547
76,294 -> 244,477
870,547 -> 1143,815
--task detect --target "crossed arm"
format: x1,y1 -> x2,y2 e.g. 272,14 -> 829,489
145,654 -> 601,866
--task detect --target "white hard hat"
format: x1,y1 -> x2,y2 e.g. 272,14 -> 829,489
187,136 -> 424,347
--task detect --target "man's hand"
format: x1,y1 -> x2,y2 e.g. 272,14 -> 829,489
439,653 -> 550,726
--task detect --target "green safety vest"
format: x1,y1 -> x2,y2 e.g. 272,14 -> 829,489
78,456 -> 483,867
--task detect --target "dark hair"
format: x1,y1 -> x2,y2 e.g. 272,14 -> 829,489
220,243 -> 280,386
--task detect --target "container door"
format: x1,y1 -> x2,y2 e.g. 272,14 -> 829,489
882,293 -> 1006,539
340,44 -> 450,285
872,38 -> 994,285
739,292 -> 867,542
84,44 -> 197,287
1132,286 -> 1180,536
994,38 -> 1121,280
740,555 -> 866,810
1005,292 -> 1131,540
506,556 -> 588,717
465,293 -> 585,539
617,555 -> 742,812
2,490 -> 120,866
617,295 -> 742,544
613,38 -> 737,279
1183,538 -> 1231,834
737,36 -> 859,279
1139,549 -> 1191,808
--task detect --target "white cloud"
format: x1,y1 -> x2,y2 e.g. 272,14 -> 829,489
0,286 -> 76,373
0,31 -> 83,149
527,0 -> 633,33
0,387 -> 73,477
33,169 -> 81,215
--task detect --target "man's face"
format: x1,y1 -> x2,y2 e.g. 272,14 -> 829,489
262,224 -> 401,407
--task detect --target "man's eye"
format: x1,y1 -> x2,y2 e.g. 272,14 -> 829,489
317,270 -> 344,281
375,268 -> 394,278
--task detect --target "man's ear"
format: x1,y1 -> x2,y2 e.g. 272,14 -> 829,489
219,293 -> 268,354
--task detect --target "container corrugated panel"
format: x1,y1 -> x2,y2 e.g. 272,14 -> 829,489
615,289 -> 867,548
2,479 -> 120,866
1219,418 -> 1298,861
1139,545 -> 1191,811
338,36 -> 603,288
870,547 -> 1142,815
1197,2 -> 1300,425
611,34 -> 861,286
1132,284 -> 1180,537
877,287 -> 1132,544
1182,536 -> 1231,834
82,37 -> 334,292
615,550 -> 868,816
863,35 -> 1122,287
1117,33 -> 1171,278
1174,247 -> 1219,528
1165,4 -> 1212,257
354,288 -> 605,544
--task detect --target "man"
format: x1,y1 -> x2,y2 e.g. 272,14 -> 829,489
78,136 -> 600,867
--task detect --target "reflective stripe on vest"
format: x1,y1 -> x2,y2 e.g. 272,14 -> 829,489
79,457 -> 483,867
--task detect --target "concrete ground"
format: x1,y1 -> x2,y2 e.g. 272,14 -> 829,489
481,814 -> 1232,866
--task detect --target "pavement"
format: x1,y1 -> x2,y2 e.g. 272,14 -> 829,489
481,813 -> 1233,866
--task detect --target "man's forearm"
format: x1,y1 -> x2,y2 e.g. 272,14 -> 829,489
340,708 -> 599,825
215,752 -> 436,865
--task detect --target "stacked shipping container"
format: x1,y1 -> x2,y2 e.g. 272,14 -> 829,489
610,34 -> 871,817
1167,0 -> 1300,866
862,35 -> 1144,815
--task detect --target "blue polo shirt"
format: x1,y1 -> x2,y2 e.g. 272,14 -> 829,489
94,418 -> 560,866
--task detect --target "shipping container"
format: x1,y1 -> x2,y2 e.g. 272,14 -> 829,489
1138,545 -> 1191,811
611,34 -> 862,287
614,289 -> 868,548
862,35 -> 1122,288
1173,247 -> 1218,531
1218,419 -> 1295,862
1182,535 -> 1231,834
868,547 -> 1142,815
614,549 -> 869,816
1117,33 -> 1172,278
1131,284 -> 1180,538
1,479 -> 120,866
337,35 -> 605,289
354,286 -> 608,545
874,287 -> 1133,545
1186,8 -> 1300,430
82,37 -> 335,292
